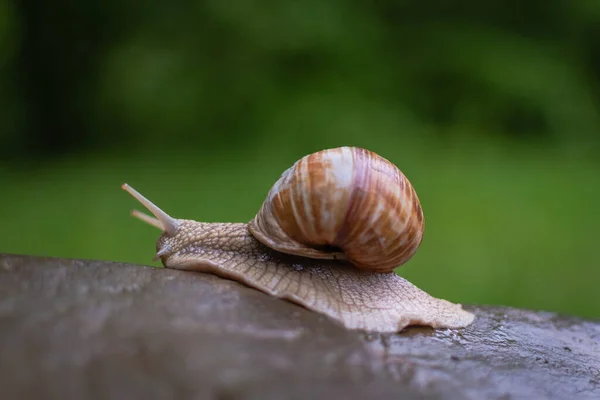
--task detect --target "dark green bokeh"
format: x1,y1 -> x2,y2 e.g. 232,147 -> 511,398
1,1 -> 599,319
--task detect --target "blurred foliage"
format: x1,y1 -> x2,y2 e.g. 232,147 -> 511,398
0,1 -> 599,320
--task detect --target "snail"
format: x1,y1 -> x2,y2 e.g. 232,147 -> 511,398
122,146 -> 474,333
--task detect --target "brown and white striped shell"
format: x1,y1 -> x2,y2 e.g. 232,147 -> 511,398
248,147 -> 425,273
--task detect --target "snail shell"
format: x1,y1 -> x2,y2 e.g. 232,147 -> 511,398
249,147 -> 424,273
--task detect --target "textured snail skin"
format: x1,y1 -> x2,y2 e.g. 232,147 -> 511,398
155,220 -> 475,333
249,147 -> 424,273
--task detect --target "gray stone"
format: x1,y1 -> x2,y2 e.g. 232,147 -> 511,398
0,253 -> 598,400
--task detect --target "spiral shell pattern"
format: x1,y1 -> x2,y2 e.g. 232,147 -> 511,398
248,147 -> 424,273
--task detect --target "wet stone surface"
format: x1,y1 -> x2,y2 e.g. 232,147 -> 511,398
0,253 -> 599,400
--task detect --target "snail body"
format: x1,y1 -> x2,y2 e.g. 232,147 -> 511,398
122,147 -> 474,333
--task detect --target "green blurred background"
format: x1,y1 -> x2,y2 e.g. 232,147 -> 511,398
1,1 -> 599,319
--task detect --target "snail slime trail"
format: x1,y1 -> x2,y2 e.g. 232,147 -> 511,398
122,147 -> 475,333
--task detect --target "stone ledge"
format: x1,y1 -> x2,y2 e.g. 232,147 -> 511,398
0,253 -> 598,399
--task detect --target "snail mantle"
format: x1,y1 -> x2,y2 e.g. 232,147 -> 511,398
122,147 -> 475,333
